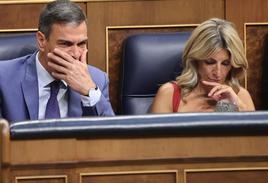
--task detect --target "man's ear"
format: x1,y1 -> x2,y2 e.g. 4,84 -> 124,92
36,31 -> 47,51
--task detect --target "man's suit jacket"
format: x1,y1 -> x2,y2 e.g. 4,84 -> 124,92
0,52 -> 114,123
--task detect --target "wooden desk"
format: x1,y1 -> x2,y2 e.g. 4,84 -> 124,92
0,120 -> 10,183
2,114 -> 268,183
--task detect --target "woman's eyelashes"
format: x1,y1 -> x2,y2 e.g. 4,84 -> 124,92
204,59 -> 231,66
222,60 -> 231,66
204,59 -> 216,65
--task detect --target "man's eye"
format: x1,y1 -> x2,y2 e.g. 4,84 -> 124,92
78,42 -> 87,47
59,42 -> 72,47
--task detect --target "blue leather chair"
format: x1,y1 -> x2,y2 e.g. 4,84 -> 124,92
0,32 -> 37,60
120,32 -> 191,115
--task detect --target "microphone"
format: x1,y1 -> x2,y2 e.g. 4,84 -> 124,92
215,99 -> 238,112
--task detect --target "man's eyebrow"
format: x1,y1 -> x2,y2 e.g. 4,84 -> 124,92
78,39 -> 88,44
57,38 -> 88,44
57,39 -> 73,44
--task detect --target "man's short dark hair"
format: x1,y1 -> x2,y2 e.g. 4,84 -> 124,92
38,0 -> 86,39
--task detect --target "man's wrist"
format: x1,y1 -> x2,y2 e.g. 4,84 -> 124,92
81,85 -> 101,106
87,86 -> 99,97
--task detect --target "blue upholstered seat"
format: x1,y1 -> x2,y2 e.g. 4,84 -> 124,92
120,32 -> 191,115
0,32 -> 37,60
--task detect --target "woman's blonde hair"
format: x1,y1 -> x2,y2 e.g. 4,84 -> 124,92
176,18 -> 248,99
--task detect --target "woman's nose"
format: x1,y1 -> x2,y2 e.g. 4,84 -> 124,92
213,64 -> 221,77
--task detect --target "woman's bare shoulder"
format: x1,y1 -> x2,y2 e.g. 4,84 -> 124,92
157,82 -> 175,94
237,86 -> 255,111
237,86 -> 251,96
150,82 -> 176,113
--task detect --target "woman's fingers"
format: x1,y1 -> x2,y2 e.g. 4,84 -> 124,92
202,80 -> 219,86
203,80 -> 224,97
208,85 -> 224,97
202,80 -> 235,101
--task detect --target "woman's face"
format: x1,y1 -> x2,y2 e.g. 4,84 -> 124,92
197,49 -> 232,84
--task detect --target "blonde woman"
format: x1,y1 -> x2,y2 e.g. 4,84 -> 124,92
151,18 -> 255,113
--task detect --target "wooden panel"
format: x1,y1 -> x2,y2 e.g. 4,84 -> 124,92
226,0 -> 268,37
107,25 -> 196,113
77,136 -> 268,161
225,0 -> 268,110
10,139 -> 77,164
15,175 -> 67,183
185,168 -> 268,183
11,168 -> 76,183
245,24 -> 268,109
17,180 -> 65,183
0,3 -> 86,29
0,120 -> 10,183
0,4 -> 43,29
87,0 -> 225,71
10,135 -> 268,164
5,129 -> 268,183
81,170 -> 177,183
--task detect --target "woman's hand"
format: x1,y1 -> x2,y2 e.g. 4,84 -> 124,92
202,80 -> 256,111
202,80 -> 238,105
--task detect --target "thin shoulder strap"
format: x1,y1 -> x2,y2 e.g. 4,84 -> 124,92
171,82 -> 181,112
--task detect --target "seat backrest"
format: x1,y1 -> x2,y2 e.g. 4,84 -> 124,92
0,32 -> 37,60
120,32 -> 191,115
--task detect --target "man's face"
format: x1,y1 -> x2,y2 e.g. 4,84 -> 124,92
38,21 -> 88,72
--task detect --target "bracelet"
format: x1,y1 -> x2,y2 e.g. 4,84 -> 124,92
215,100 -> 239,112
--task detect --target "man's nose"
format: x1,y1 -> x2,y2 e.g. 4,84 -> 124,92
69,45 -> 80,60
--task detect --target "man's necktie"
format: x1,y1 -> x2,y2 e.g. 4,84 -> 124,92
45,80 -> 61,119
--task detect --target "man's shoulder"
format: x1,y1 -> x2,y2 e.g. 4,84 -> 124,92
88,65 -> 106,74
0,54 -> 33,68
87,65 -> 108,87
88,65 -> 108,80
0,53 -> 36,78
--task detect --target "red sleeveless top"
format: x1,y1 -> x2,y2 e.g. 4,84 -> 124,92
171,82 -> 181,112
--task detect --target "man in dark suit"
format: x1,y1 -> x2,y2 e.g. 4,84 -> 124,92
0,0 -> 114,123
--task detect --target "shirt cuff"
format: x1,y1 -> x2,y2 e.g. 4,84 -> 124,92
81,86 -> 101,106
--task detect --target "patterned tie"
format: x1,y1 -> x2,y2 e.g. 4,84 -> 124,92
45,80 -> 61,119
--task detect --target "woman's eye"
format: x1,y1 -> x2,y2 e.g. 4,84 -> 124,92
204,60 -> 215,65
222,60 -> 231,66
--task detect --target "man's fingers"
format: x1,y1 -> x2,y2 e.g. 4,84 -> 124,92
51,72 -> 65,81
80,49 -> 88,64
52,48 -> 75,63
47,52 -> 71,67
48,61 -> 69,74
